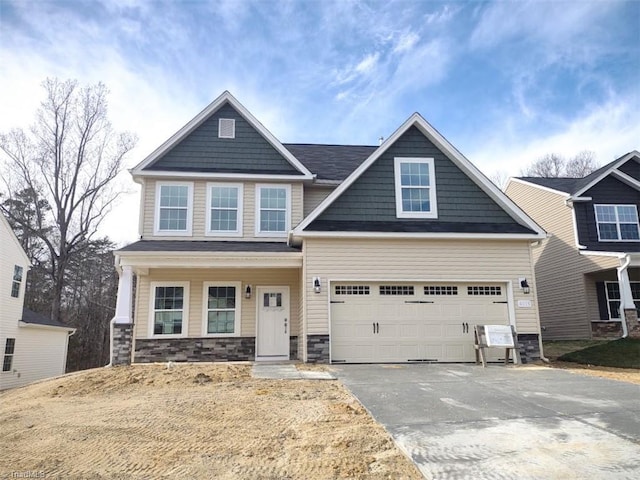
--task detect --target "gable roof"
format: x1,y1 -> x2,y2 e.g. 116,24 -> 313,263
293,113 -> 546,239
131,91 -> 313,179
511,151 -> 640,197
284,144 -> 377,182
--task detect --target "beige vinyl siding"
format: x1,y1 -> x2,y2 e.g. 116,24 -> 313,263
303,238 -> 540,336
303,186 -> 334,217
135,268 -> 300,339
506,181 -> 619,339
141,178 -> 303,241
0,326 -> 70,390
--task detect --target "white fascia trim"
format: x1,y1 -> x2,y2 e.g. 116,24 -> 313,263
506,177 -> 570,197
572,150 -> 640,197
611,169 -> 640,191
294,113 -> 545,236
18,321 -> 76,333
579,250 -> 627,258
567,196 -> 592,202
117,252 -> 302,269
295,231 -> 545,240
131,91 -> 313,177
312,179 -> 342,186
134,171 -> 313,181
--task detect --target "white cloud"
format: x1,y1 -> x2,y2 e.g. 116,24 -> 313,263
355,52 -> 380,75
393,31 -> 419,53
470,93 -> 640,178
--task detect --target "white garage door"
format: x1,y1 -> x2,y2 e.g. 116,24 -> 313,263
330,282 -> 510,363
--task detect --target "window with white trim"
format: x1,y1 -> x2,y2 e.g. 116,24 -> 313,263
203,283 -> 241,335
207,183 -> 243,235
604,281 -> 640,319
155,182 -> 193,235
256,184 -> 290,235
151,283 -> 188,336
10,265 -> 23,298
595,205 -> 640,241
394,157 -> 437,218
2,338 -> 15,372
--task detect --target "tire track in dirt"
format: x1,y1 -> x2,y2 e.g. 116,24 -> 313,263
0,364 -> 421,479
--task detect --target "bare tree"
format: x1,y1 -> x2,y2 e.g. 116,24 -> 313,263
0,78 -> 136,323
488,170 -> 509,190
520,151 -> 599,177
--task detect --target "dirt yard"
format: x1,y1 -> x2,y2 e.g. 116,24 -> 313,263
0,363 -> 421,480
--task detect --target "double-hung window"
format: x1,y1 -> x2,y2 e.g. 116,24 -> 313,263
594,205 -> 640,241
604,282 -> 640,319
155,182 -> 193,235
394,158 -> 438,218
207,183 -> 243,236
3,338 -> 15,372
203,282 -> 241,336
256,184 -> 290,236
151,283 -> 188,336
11,265 -> 23,298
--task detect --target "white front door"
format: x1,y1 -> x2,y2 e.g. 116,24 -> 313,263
256,286 -> 290,360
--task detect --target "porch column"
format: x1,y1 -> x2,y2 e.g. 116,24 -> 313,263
617,256 -> 640,338
111,265 -> 134,365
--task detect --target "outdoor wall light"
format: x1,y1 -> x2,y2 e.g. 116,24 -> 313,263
519,278 -> 530,294
245,285 -> 252,299
313,277 -> 321,293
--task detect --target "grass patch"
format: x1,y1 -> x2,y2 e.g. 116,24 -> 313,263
557,338 -> 640,369
543,340 -> 604,360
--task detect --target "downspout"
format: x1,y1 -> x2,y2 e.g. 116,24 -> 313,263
530,239 -> 550,363
617,255 -> 631,339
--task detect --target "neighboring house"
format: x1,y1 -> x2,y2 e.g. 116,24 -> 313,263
0,214 -> 75,390
505,151 -> 640,340
110,91 -> 547,366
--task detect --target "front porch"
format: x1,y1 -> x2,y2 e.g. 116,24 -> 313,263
111,241 -> 303,365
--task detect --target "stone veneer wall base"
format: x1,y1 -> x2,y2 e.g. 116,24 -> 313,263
134,336 -> 298,363
591,321 -> 623,338
112,323 -> 134,366
306,334 -> 330,363
624,309 -> 640,338
516,333 -> 540,364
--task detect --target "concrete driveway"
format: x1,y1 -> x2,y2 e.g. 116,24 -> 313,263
332,364 -> 640,479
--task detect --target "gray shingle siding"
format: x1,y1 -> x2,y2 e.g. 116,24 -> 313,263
310,126 -> 520,228
575,175 -> 640,252
617,158 -> 640,181
145,103 -> 303,175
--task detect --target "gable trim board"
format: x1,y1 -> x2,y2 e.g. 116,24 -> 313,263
506,177 -> 572,198
293,113 -> 545,239
0,214 -> 30,267
131,91 -> 313,179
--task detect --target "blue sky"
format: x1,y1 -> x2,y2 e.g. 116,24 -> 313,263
1,0 -> 638,243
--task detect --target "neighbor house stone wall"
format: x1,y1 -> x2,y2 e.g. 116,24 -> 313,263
306,334 -> 330,363
112,323 -> 134,366
591,321 -> 623,338
134,336 -> 299,363
516,333 -> 540,364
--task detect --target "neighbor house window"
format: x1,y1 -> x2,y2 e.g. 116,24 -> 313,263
151,283 -> 188,336
604,281 -> 640,319
595,205 -> 640,241
203,283 -> 241,335
394,158 -> 437,218
207,183 -> 243,236
256,184 -> 290,235
155,182 -> 193,235
3,338 -> 15,372
10,265 -> 23,298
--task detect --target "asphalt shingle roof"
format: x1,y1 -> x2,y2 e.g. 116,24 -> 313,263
21,308 -> 71,329
283,144 -> 377,181
516,177 -> 580,194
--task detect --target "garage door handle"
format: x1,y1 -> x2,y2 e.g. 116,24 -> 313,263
404,301 -> 435,304
462,322 -> 469,333
493,301 -> 508,304
372,322 -> 379,334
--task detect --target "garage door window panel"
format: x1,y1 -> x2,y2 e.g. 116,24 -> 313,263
380,285 -> 414,295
